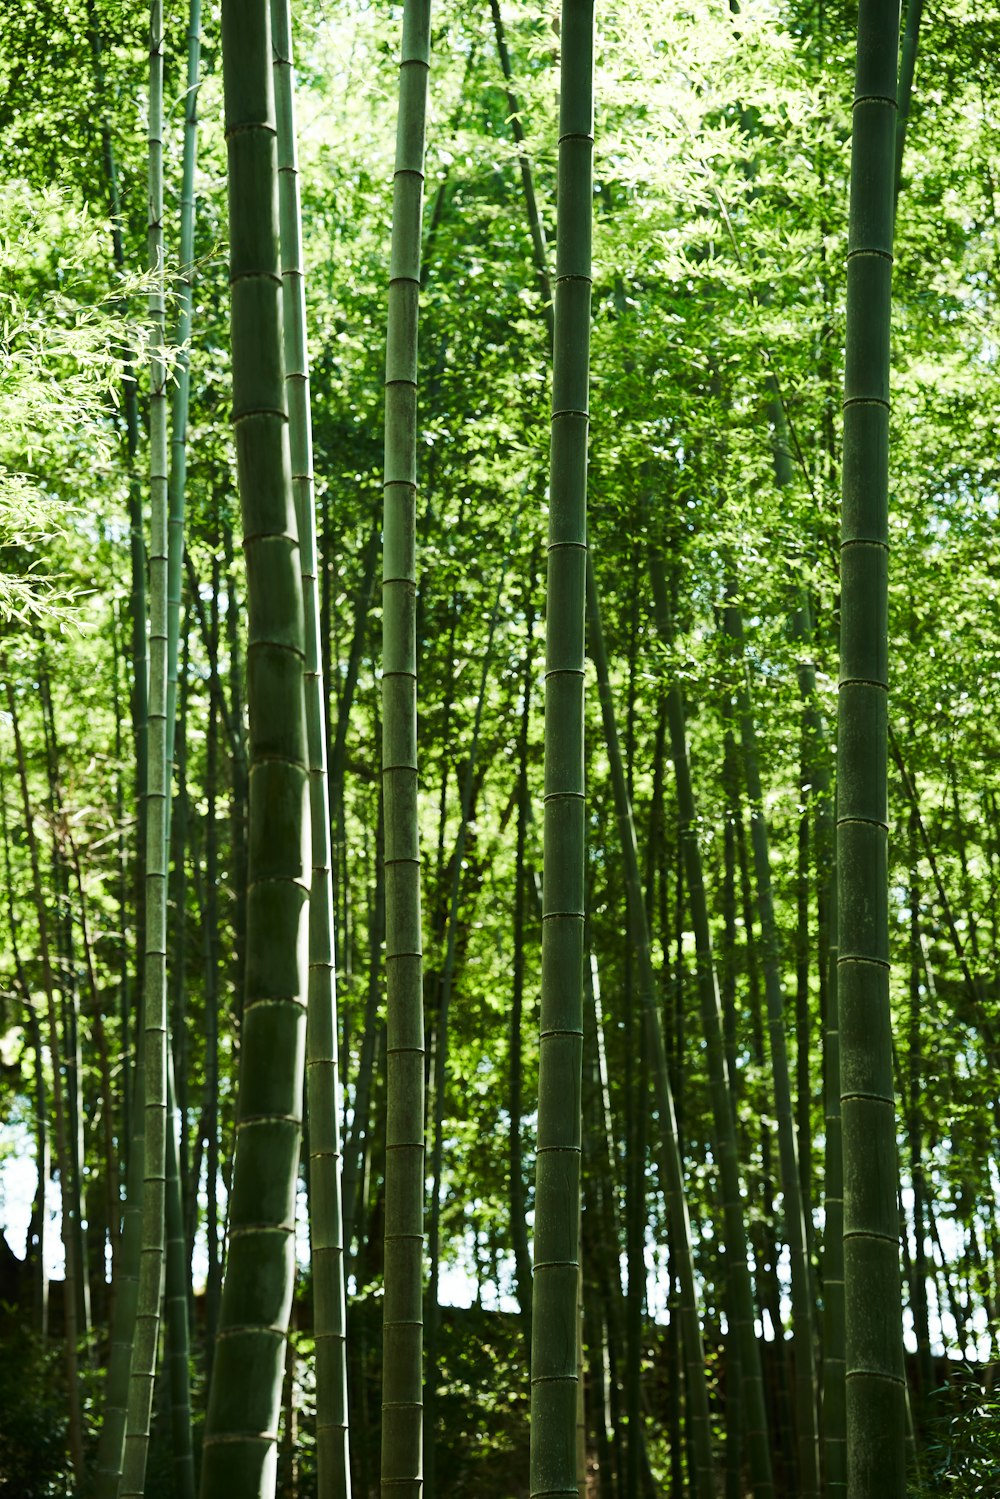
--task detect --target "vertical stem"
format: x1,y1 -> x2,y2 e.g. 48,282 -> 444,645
510,597 -> 538,1340
202,621 -> 222,1365
530,7 -> 594,1494
120,2 -> 168,1488
200,2 -> 310,1489
271,3 -> 351,1490
838,0 -> 905,1490
381,3 -> 431,1495
165,1053 -> 196,1499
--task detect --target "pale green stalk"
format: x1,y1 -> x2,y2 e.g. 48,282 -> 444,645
271,2 -> 351,1493
161,6 -> 201,1488
381,3 -> 432,1493
120,4 -> 168,1490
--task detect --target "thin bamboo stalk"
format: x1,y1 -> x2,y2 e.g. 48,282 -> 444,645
271,2 -> 351,1489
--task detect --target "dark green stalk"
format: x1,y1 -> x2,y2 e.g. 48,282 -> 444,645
530,6 -> 594,1494
201,626 -> 222,1364
893,0 -> 923,201
381,3 -> 431,1493
509,597 -> 537,1340
838,0 -> 905,1489
343,791 -> 384,1271
200,1 -> 310,1489
166,0 -> 202,762
488,0 -> 553,333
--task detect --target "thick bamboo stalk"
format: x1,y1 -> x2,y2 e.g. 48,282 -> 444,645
530,6 -> 594,1495
838,0 -> 905,1491
271,2 -> 351,1490
200,1 -> 310,1490
380,3 -> 432,1493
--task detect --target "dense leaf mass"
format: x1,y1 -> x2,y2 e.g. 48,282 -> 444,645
0,0 -> 997,1495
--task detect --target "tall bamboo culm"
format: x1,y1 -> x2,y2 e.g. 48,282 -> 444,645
200,1 -> 310,1491
838,0 -> 905,1492
271,2 -> 352,1493
119,5 -> 167,1491
161,7 -> 202,1491
381,3 -> 431,1495
530,6 -> 594,1498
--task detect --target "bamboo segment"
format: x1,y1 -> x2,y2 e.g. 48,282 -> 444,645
530,6 -> 594,1497
271,1 -> 351,1492
839,0 -> 906,1493
120,3 -> 168,1489
200,2 -> 310,1492
381,2 -> 431,1495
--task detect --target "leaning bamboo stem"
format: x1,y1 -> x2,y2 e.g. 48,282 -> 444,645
271,2 -> 351,1491
120,4 -> 168,1490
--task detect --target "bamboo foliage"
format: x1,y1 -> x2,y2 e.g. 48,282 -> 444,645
838,0 -> 905,1492
723,597 -> 820,1496
271,0 -> 351,1492
587,556 -> 716,1499
381,2 -> 432,1495
530,6 -> 594,1497
648,549 -> 775,1499
120,3 -> 168,1490
200,1 -> 310,1491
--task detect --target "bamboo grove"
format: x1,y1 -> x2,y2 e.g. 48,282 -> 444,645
1,0 -> 999,1496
